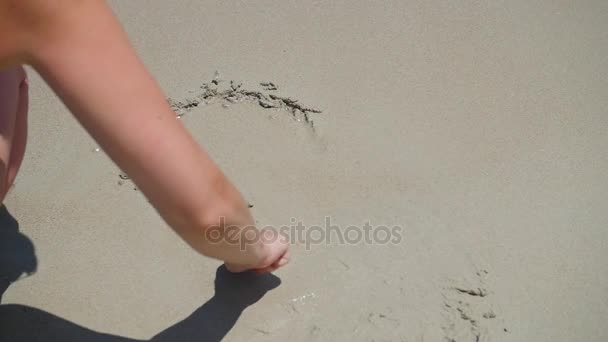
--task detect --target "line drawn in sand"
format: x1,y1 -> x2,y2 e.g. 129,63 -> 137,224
115,72 -> 324,184
167,71 -> 323,129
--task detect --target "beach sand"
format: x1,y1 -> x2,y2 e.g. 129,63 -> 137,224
2,1 -> 608,341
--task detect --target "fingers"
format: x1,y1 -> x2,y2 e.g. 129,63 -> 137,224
226,230 -> 291,274
277,247 -> 290,267
254,248 -> 290,274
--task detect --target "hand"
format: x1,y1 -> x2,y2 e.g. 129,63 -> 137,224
225,229 -> 290,274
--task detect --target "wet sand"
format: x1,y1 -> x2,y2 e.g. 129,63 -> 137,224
2,1 -> 608,341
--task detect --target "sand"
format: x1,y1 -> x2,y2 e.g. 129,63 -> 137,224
1,1 -> 608,341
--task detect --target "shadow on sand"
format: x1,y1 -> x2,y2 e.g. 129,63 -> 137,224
0,205 -> 281,342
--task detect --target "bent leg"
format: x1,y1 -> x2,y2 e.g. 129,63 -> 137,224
0,66 -> 27,203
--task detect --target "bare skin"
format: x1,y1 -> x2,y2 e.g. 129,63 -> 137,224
0,66 -> 27,203
0,0 -> 289,273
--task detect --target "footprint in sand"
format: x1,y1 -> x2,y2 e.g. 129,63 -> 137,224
441,269 -> 508,342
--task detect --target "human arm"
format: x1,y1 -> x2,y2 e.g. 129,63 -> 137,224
1,0 -> 289,271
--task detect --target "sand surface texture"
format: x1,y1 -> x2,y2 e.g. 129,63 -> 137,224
2,1 -> 608,341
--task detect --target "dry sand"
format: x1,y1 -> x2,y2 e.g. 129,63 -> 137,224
1,1 -> 608,341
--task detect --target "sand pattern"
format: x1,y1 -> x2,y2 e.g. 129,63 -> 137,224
167,72 -> 322,128
442,270 -> 507,342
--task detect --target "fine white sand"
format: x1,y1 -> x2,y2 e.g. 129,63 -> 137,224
2,1 -> 608,341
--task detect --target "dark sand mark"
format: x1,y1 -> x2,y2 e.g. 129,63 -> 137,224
442,269 -> 507,342
453,287 -> 488,298
167,75 -> 322,128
